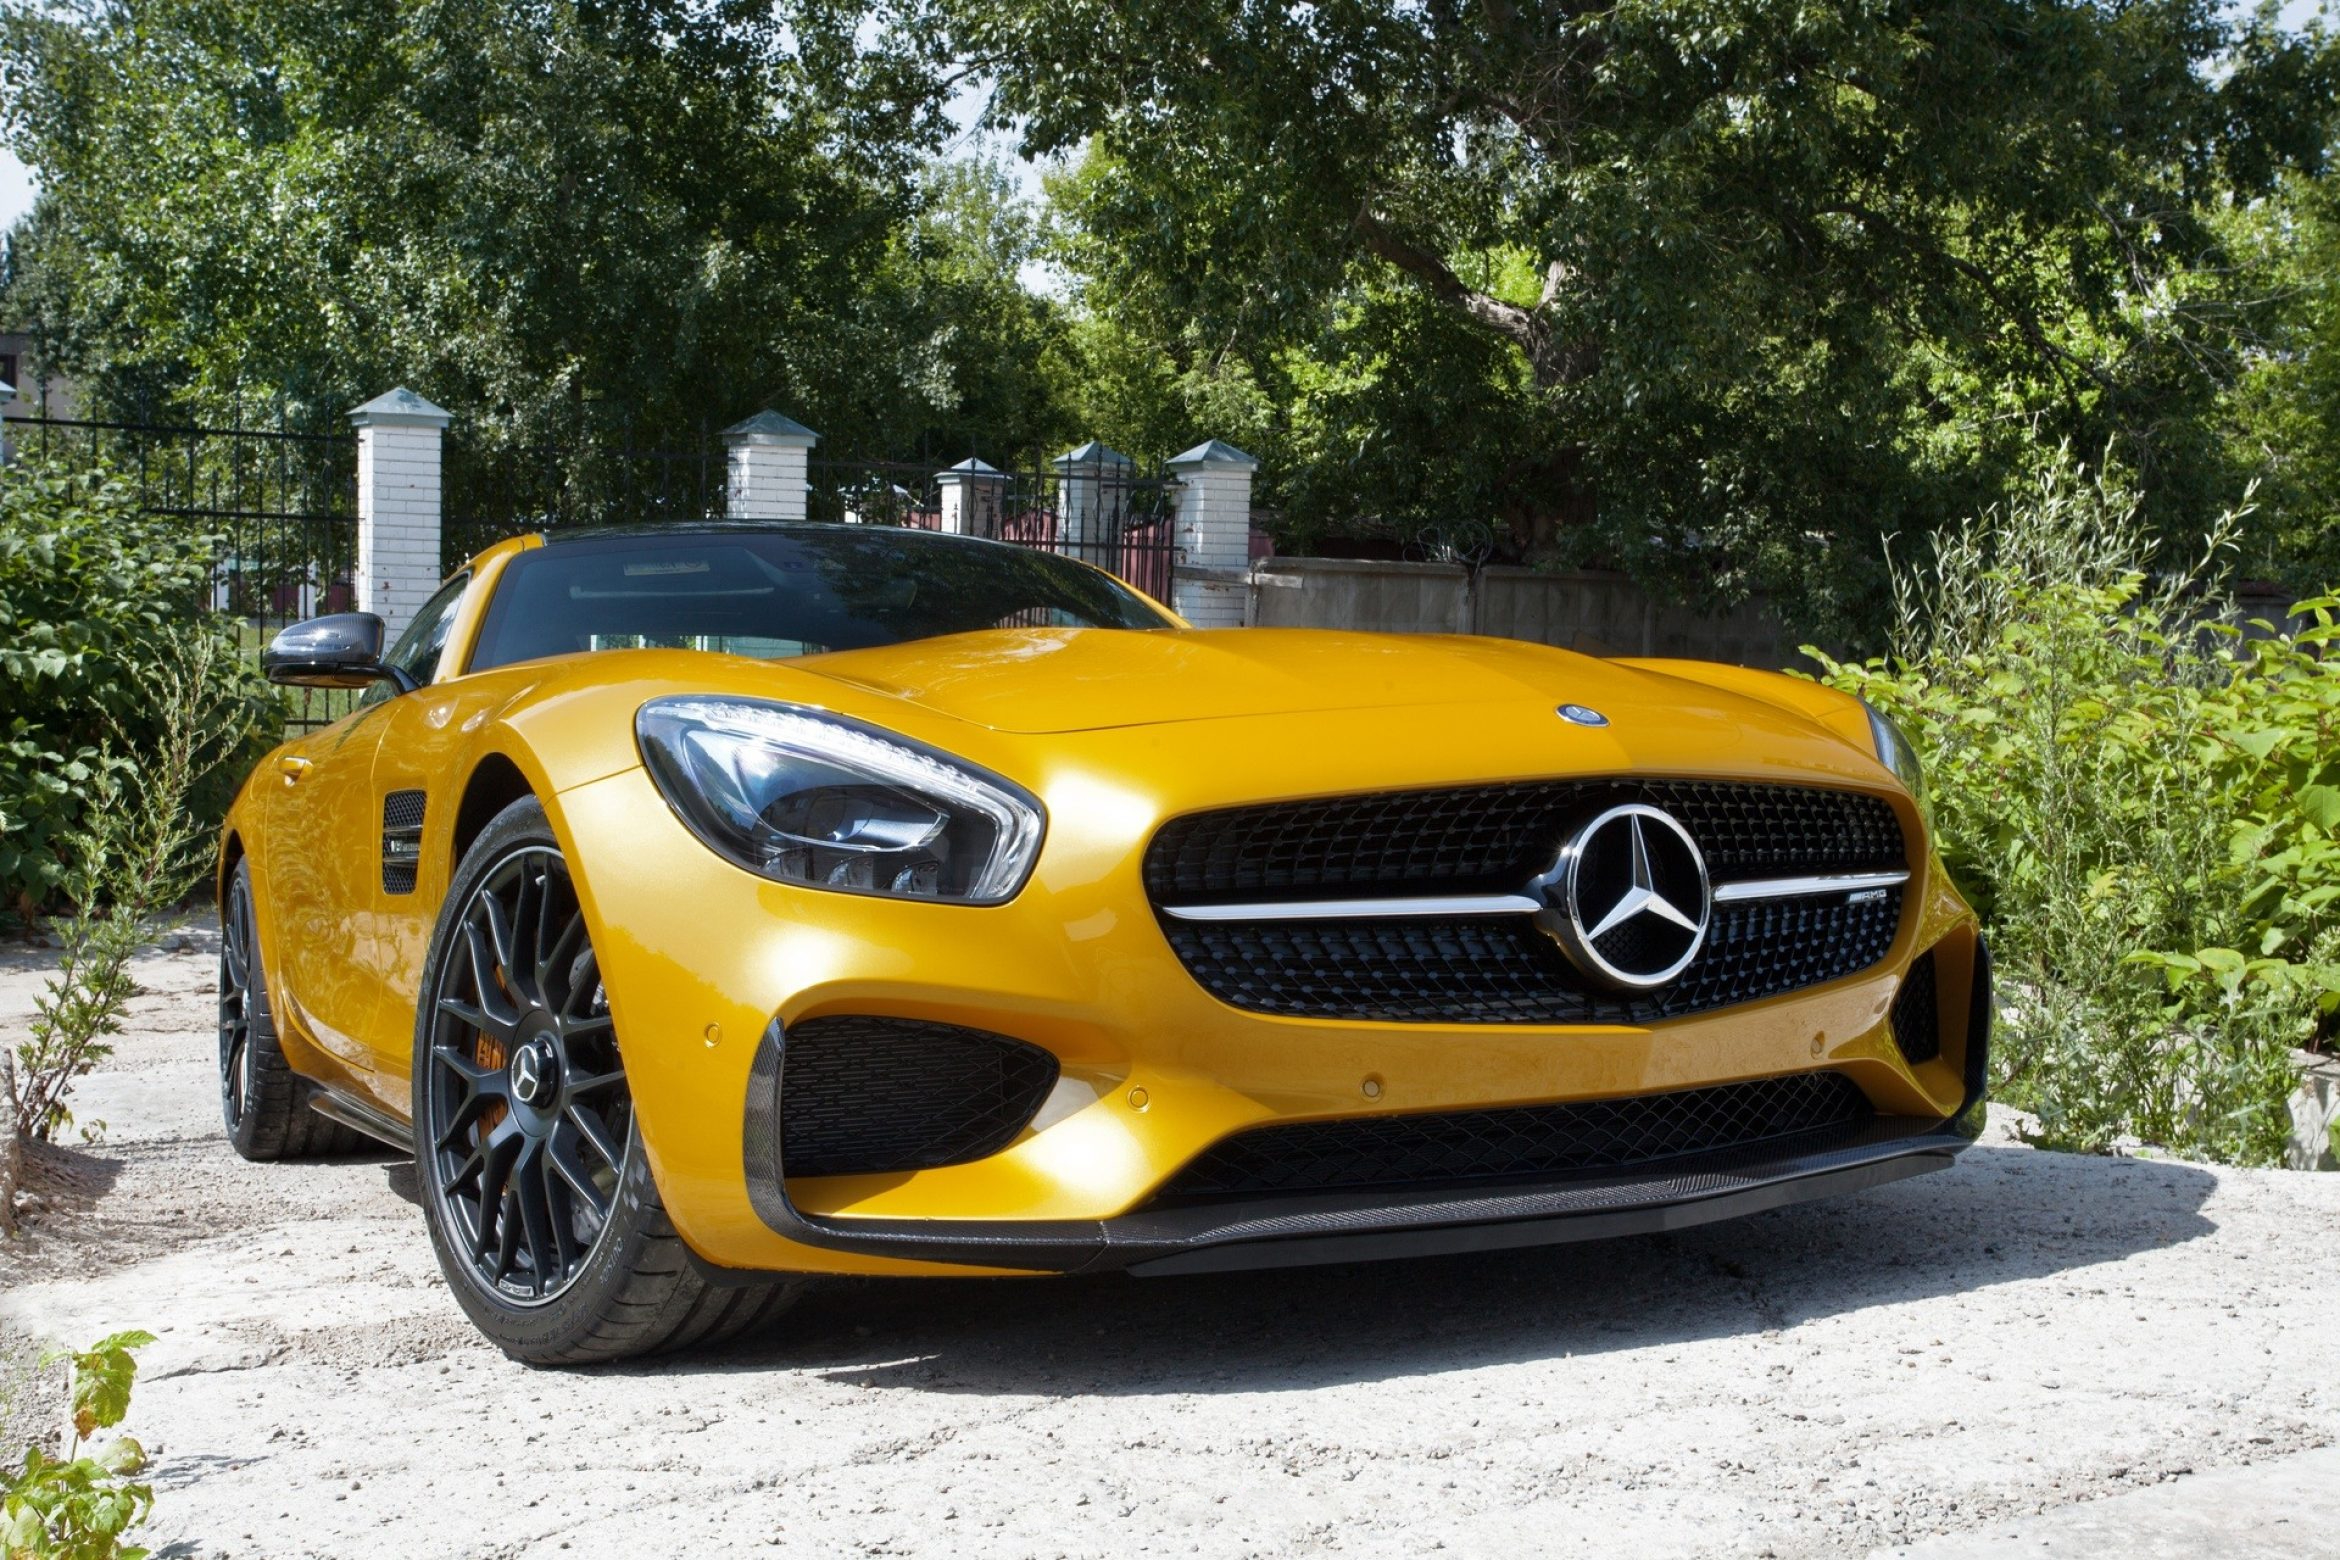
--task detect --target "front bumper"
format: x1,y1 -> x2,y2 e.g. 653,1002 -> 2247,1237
734,942 -> 1992,1277
550,748 -> 1985,1280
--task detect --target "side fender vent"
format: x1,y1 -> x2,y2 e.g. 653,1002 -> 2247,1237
381,790 -> 427,894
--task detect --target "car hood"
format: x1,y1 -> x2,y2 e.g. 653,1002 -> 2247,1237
494,629 -> 1892,805
795,627 -> 1706,735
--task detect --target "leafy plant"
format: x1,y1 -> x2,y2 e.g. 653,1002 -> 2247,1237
2,1330 -> 156,1560
9,635 -> 267,1144
0,454 -> 277,915
1811,449 -> 2338,1164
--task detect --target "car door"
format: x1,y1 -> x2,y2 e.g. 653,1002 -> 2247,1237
352,574 -> 492,1102
267,575 -> 472,1090
261,701 -> 398,1078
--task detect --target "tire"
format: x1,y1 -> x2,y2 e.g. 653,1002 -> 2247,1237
411,796 -> 799,1365
219,859 -> 369,1161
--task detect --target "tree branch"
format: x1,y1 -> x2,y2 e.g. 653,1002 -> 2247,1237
1351,206 -> 1536,349
1817,201 -> 2111,400
1350,207 -> 1596,385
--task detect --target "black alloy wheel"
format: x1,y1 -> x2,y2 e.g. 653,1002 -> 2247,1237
413,797 -> 798,1364
422,843 -> 629,1306
219,872 -> 260,1134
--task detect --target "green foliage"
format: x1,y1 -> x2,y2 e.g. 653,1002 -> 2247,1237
0,3 -> 1094,482
867,159 -> 1079,458
1811,450 -> 2339,1164
3,1331 -> 156,1560
969,0 -> 2340,639
0,454 -> 275,914
12,634 -> 267,1143
2213,172 -> 2340,592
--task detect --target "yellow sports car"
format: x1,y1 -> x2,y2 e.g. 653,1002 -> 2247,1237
219,523 -> 1988,1364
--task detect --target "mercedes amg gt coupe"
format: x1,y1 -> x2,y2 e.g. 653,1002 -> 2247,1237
218,522 -> 1989,1364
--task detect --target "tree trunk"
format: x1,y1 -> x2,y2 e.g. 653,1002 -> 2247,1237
1,1049 -> 19,1238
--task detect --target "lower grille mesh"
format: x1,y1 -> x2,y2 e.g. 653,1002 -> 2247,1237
1163,889 -> 1903,1025
1154,1071 -> 1873,1203
780,1017 -> 1058,1179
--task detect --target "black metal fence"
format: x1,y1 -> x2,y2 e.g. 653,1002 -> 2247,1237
2,410 -> 358,730
440,419 -> 729,573
441,436 -> 1184,603
3,406 -> 1187,735
807,454 -> 1181,602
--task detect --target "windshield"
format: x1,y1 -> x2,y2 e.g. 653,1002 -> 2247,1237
466,527 -> 1173,672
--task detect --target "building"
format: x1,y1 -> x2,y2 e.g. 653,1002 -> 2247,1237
0,328 -> 80,420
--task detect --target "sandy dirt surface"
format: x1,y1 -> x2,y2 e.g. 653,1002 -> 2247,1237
3,918 -> 2338,1560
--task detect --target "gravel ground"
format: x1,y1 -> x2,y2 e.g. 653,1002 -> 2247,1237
3,918 -> 2337,1560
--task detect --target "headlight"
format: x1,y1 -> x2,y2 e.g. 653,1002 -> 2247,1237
635,698 -> 1044,903
1861,699 -> 1925,803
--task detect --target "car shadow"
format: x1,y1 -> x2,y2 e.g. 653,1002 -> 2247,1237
380,1157 -> 422,1207
664,1144 -> 2218,1395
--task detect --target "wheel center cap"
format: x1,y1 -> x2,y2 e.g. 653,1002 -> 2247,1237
509,1038 -> 561,1108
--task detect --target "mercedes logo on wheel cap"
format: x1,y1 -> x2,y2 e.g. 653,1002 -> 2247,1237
510,1039 -> 558,1107
1532,804 -> 1712,990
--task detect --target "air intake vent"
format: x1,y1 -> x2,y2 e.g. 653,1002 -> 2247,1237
1145,779 -> 1909,1024
779,1017 -> 1059,1179
1145,779 -> 1905,901
381,790 -> 427,894
1161,889 -> 1903,1026
1891,950 -> 1941,1066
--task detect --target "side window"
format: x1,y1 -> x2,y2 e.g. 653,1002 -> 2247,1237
361,573 -> 471,707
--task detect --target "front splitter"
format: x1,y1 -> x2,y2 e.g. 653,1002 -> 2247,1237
738,1016 -> 1985,1278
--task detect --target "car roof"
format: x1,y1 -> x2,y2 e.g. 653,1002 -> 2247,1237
535,520 -> 975,548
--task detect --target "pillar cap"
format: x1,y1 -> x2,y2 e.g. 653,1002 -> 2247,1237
349,387 -> 452,429
1053,440 -> 1132,470
1166,438 -> 1259,472
936,457 -> 1007,482
723,410 -> 820,448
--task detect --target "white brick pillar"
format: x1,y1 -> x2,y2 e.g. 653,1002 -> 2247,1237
1166,439 -> 1259,628
723,411 -> 818,520
1052,440 -> 1132,552
935,458 -> 1008,537
349,387 -> 451,644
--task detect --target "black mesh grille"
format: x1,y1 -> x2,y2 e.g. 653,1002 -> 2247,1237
780,1017 -> 1059,1179
1146,779 -> 1908,1024
1892,950 -> 1941,1065
381,789 -> 426,895
1162,889 -> 1902,1025
1145,779 -> 1903,901
1154,1071 -> 1873,1202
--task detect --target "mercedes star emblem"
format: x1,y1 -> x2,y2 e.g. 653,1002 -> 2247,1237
1532,803 -> 1712,989
511,1040 -> 555,1107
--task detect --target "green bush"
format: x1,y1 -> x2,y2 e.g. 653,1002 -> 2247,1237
1812,452 -> 2339,1166
3,1330 -> 156,1559
0,455 -> 278,916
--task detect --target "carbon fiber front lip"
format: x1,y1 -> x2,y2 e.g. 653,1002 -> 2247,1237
747,1079 -> 1971,1276
737,965 -> 1991,1278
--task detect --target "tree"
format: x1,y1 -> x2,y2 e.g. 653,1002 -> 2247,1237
0,1 -> 1080,506
962,0 -> 2336,636
841,157 -> 1082,462
2217,167 -> 2340,590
